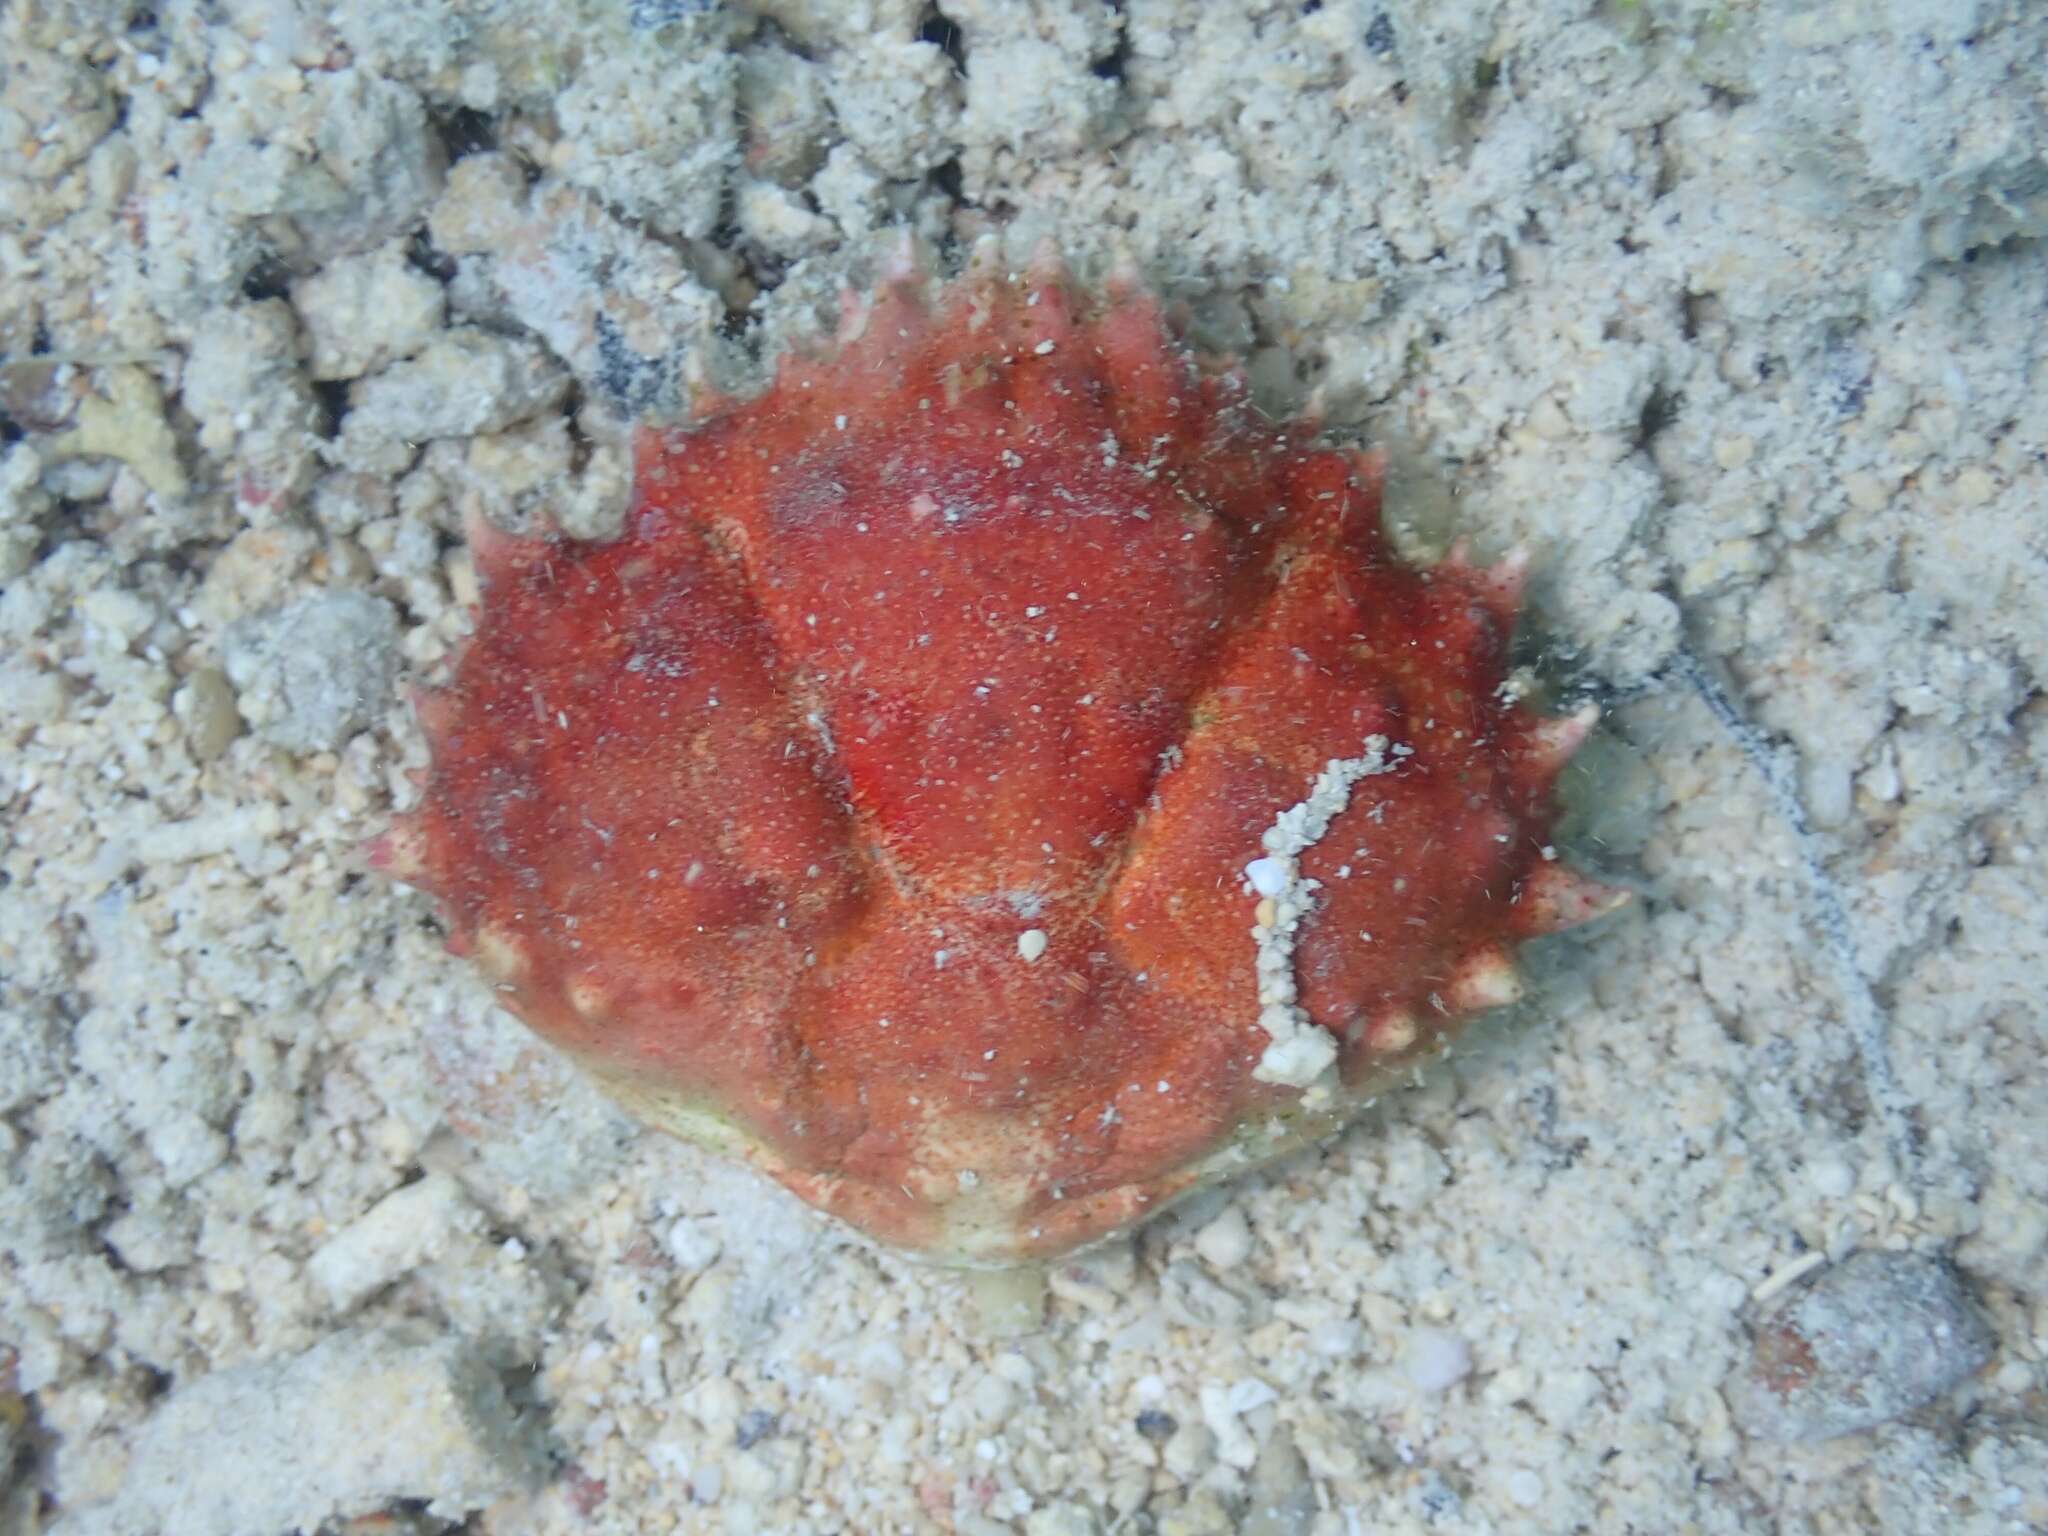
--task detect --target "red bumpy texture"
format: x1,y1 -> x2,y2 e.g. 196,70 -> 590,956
374,251 -> 1627,1264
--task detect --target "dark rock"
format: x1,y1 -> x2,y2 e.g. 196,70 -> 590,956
1134,1408 -> 1177,1441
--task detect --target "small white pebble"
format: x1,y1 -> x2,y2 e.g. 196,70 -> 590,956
1194,1207 -> 1253,1270
1244,856 -> 1288,898
1405,1328 -> 1473,1393
1017,928 -> 1049,962
1309,1317 -> 1363,1357
971,1373 -> 1018,1422
1506,1469 -> 1544,1507
1808,1155 -> 1856,1199
1224,1378 -> 1277,1415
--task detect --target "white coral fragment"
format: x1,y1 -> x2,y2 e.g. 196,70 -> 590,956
1246,736 -> 1400,1094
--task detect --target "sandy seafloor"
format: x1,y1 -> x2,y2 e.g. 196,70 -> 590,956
3,0 -> 2047,1532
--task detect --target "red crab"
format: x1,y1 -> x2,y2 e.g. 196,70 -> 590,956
374,246 -> 1626,1264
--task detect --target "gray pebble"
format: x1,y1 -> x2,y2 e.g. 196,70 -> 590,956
221,589 -> 400,753
1242,1432 -> 1317,1536
1158,1259 -> 1271,1332
46,1323 -> 543,1534
1727,1250 -> 1994,1442
172,666 -> 243,763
